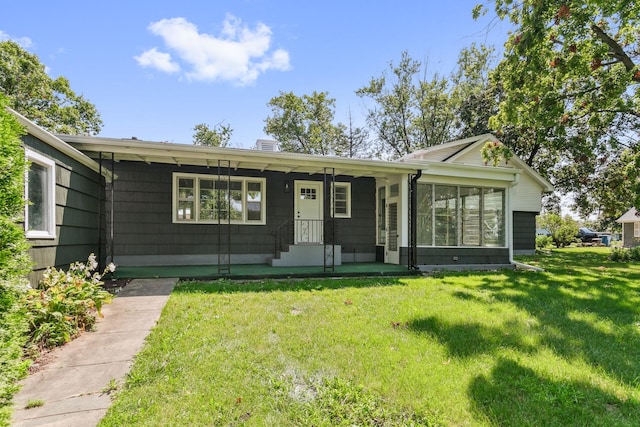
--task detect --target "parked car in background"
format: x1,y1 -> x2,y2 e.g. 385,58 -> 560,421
577,227 -> 598,243
536,228 -> 551,236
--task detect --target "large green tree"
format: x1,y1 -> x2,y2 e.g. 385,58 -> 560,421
264,91 -> 348,155
356,51 -> 456,158
333,108 -> 371,158
0,40 -> 102,135
192,122 -> 232,147
357,46 -> 500,159
475,0 -> 640,215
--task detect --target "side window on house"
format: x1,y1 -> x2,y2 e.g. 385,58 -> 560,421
25,149 -> 56,239
332,183 -> 351,218
635,222 -> 640,238
173,173 -> 265,224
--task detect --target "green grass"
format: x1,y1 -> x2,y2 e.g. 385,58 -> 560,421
99,248 -> 640,426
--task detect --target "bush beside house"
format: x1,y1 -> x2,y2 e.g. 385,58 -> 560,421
0,96 -> 31,426
537,213 -> 579,248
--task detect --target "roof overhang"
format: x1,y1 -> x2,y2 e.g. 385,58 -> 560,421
59,135 -> 427,179
617,207 -> 640,223
419,160 -> 522,184
9,109 -> 112,180
411,133 -> 554,193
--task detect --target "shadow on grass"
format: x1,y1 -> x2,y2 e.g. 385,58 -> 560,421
407,316 -> 537,358
173,276 -> 407,294
469,358 -> 640,425
407,250 -> 640,424
475,260 -> 640,387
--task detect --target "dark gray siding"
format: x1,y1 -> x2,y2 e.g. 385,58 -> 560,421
513,211 -> 537,254
23,135 -> 104,285
105,161 -> 376,265
623,223 -> 640,247
400,247 -> 510,267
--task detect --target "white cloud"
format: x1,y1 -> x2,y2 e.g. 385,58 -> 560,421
134,47 -> 180,73
136,15 -> 290,85
0,30 -> 33,48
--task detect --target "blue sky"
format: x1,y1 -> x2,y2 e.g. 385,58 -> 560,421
2,1 -> 510,148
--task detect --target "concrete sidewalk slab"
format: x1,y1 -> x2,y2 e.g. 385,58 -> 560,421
11,278 -> 177,427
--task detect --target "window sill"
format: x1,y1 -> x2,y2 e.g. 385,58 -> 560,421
26,232 -> 56,240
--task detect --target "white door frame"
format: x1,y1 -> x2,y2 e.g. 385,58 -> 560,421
294,180 -> 323,244
385,195 -> 400,264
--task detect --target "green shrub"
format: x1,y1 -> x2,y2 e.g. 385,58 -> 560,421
0,93 -> 31,426
537,213 -> 579,248
609,246 -> 640,262
0,278 -> 30,425
536,235 -> 553,249
25,254 -> 115,353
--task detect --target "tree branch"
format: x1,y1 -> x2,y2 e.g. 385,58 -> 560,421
590,24 -> 638,80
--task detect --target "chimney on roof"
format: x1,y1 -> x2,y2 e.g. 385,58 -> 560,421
255,139 -> 279,152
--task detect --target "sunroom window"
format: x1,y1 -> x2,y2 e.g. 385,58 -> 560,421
416,183 -> 505,247
173,173 -> 266,224
25,149 -> 56,239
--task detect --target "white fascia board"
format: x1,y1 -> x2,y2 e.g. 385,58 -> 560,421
444,134 -> 554,193
8,108 -> 112,180
418,161 -> 521,183
61,135 -> 424,177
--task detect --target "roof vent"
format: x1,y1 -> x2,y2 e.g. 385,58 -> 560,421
255,139 -> 279,152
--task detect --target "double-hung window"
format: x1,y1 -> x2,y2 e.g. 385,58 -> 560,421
634,221 -> 640,238
173,173 -> 266,224
331,182 -> 351,218
25,149 -> 56,239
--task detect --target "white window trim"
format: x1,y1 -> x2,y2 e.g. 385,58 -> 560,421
634,221 -> 640,238
25,149 -> 56,239
416,183 -> 507,249
172,173 -> 266,225
331,182 -> 351,218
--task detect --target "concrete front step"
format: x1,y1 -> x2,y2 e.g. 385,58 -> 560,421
271,244 -> 342,267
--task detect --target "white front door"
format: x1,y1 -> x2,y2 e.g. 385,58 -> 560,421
294,181 -> 323,244
385,196 -> 400,264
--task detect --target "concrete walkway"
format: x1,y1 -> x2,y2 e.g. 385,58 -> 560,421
11,278 -> 177,427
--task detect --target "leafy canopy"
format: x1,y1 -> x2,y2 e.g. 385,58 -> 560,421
0,40 -> 102,135
475,0 -> 640,214
192,122 -> 232,147
264,91 -> 370,157
0,93 -> 30,280
357,45 -> 498,159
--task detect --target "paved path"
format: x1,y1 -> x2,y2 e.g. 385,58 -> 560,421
11,278 -> 177,427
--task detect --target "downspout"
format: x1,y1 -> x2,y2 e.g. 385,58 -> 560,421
508,172 -> 544,272
98,152 -> 103,270
110,152 -> 115,265
409,169 -> 422,270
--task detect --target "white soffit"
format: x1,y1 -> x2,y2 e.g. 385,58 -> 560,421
60,135 -> 423,178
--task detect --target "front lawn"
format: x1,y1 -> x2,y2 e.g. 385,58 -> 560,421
100,248 -> 640,426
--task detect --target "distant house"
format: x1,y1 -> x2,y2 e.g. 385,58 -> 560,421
616,207 -> 640,248
14,109 -> 553,283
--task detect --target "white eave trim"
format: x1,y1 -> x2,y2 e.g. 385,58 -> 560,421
8,108 -> 110,179
444,134 -> 554,193
60,135 -> 427,177
419,161 -> 522,183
